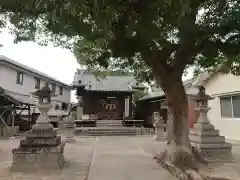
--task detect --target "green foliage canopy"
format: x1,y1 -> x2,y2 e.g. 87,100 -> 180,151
0,0 -> 240,80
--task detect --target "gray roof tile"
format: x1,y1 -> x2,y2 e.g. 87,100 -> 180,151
73,70 -> 143,92
0,88 -> 35,105
139,79 -> 193,101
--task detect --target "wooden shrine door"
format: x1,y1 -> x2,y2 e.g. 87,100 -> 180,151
98,98 -> 122,120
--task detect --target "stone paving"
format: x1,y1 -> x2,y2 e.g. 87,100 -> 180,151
1,136 -> 240,180
88,136 -> 175,180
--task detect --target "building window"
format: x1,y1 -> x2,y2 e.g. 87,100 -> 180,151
59,86 -> 63,95
220,95 -> 240,118
52,83 -> 56,95
16,71 -> 23,85
34,77 -> 40,89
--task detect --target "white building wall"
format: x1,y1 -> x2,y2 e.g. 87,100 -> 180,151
0,64 -> 71,116
0,65 -> 35,95
204,73 -> 240,140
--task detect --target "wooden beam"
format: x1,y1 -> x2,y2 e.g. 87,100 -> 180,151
11,104 -> 15,137
28,105 -> 31,129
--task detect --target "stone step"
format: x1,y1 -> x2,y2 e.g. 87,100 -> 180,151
75,131 -> 139,136
97,120 -> 122,123
193,123 -> 215,130
74,127 -> 154,136
189,128 -> 220,136
78,131 -> 139,136
189,135 -> 225,144
191,142 -> 232,149
75,128 -> 141,133
97,120 -> 123,127
75,127 -> 140,129
97,124 -> 123,127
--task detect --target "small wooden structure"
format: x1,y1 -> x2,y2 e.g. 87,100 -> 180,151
136,97 -> 168,127
0,87 -> 35,137
137,79 -> 199,128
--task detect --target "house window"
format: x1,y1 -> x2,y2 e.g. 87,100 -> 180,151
220,95 -> 240,118
59,86 -> 63,95
52,83 -> 56,95
34,77 -> 40,89
16,71 -> 23,85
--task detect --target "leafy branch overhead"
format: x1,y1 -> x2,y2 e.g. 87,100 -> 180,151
0,1 -> 240,79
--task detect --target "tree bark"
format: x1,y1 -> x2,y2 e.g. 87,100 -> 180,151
152,68 -> 208,179
155,73 -> 196,165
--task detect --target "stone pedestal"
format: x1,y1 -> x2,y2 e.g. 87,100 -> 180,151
153,112 -> 165,141
189,87 -> 232,161
11,103 -> 65,172
32,103 -> 54,130
63,113 -> 76,143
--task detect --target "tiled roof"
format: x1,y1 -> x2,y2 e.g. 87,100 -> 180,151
139,89 -> 165,101
72,70 -> 144,92
139,79 -> 194,101
0,87 -> 35,105
0,55 -> 70,87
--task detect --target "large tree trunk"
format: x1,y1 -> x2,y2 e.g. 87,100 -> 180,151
153,71 -> 207,180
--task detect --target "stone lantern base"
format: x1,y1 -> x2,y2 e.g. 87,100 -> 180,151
62,112 -> 76,143
189,121 -> 232,162
11,129 -> 65,172
10,103 -> 65,172
63,123 -> 76,143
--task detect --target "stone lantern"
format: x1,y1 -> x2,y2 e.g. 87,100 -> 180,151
191,86 -> 213,124
11,84 -> 65,172
189,86 -> 232,161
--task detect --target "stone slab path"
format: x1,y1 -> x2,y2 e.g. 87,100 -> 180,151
1,136 -> 240,180
87,136 -> 175,180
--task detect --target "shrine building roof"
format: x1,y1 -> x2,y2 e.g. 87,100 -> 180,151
72,69 -> 145,92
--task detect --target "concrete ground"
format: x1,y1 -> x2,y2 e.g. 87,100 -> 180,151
0,136 -> 240,180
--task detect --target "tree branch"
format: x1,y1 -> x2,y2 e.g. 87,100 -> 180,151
172,7 -> 199,74
198,38 -> 240,57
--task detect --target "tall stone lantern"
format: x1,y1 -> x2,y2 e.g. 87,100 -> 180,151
11,82 -> 65,172
189,86 -> 232,161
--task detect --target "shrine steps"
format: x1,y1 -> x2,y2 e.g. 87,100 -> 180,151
74,127 -> 154,136
97,120 -> 123,127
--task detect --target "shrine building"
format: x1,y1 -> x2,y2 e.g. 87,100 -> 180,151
72,69 -> 144,120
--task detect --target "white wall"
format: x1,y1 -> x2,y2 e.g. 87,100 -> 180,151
0,64 -> 71,111
204,73 -> 240,140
